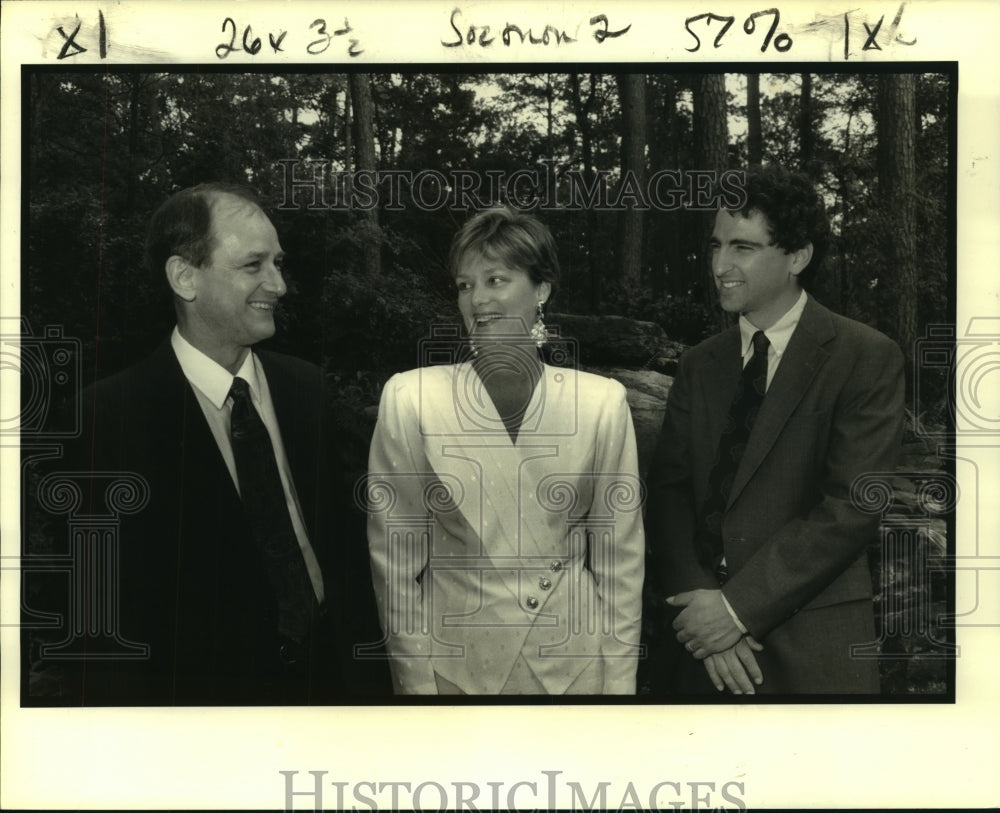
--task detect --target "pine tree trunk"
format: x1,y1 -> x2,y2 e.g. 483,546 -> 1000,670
342,82 -> 352,174
570,73 -> 601,311
693,74 -> 729,327
746,73 -> 762,166
876,73 -> 918,370
649,75 -> 680,298
616,74 -> 647,288
349,73 -> 380,278
800,73 -> 816,177
126,76 -> 141,212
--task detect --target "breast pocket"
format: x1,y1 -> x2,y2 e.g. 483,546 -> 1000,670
779,409 -> 831,474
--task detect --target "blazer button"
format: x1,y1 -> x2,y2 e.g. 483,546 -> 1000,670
539,577 -> 552,590
550,561 -> 563,572
526,596 -> 539,609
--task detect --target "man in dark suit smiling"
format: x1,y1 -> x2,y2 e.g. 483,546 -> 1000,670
646,166 -> 905,695
44,183 -> 385,705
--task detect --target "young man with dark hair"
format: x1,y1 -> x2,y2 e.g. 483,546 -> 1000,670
646,165 -> 905,695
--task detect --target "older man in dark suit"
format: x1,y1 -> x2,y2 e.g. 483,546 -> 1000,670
646,166 -> 905,695
34,183 -> 387,705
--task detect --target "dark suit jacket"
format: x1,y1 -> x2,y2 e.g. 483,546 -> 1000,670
646,296 -> 905,694
28,338 -> 389,705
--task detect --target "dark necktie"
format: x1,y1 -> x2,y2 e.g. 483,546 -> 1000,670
229,376 -> 316,645
700,330 -> 771,564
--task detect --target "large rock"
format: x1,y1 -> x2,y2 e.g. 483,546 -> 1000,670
549,312 -> 684,373
589,367 -> 674,479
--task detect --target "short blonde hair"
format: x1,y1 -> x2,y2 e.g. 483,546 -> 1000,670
448,207 -> 560,298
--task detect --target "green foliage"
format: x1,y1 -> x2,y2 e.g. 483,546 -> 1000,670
322,216 -> 452,370
24,68 -> 952,411
598,281 -> 714,345
318,259 -> 455,377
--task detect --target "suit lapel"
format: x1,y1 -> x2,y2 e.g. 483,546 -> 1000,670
467,366 -> 564,562
145,338 -> 242,505
423,364 -> 559,566
726,297 -> 834,508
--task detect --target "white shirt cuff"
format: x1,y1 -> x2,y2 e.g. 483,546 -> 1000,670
721,591 -> 748,634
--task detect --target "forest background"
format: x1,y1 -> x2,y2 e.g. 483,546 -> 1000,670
22,68 -> 955,695
24,68 -> 953,405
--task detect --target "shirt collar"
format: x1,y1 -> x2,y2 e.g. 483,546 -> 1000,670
738,289 -> 808,358
170,327 -> 260,409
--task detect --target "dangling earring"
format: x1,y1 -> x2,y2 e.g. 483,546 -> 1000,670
530,300 -> 548,347
468,335 -> 479,358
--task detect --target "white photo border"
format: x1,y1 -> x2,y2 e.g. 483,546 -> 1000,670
2,1 -> 997,809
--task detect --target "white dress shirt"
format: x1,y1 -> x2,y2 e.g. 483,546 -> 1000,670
738,288 -> 808,390
170,328 -> 325,603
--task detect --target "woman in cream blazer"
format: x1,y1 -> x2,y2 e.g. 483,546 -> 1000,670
366,208 -> 644,695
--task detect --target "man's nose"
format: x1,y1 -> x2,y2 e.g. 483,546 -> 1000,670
712,247 -> 732,277
262,262 -> 287,296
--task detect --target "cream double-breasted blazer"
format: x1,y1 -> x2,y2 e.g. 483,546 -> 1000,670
367,362 -> 644,694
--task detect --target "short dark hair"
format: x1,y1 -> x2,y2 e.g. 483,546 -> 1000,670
145,182 -> 262,277
449,207 -> 560,299
727,165 -> 830,289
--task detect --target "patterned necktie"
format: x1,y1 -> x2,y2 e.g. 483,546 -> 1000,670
700,330 -> 771,562
229,376 -> 316,644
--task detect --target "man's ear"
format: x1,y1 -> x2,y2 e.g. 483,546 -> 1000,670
165,256 -> 197,302
789,243 -> 814,277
